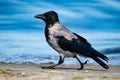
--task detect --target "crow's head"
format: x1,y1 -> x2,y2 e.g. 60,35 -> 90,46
35,11 -> 59,25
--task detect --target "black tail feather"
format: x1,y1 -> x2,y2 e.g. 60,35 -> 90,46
92,56 -> 109,69
98,53 -> 109,62
92,51 -> 109,62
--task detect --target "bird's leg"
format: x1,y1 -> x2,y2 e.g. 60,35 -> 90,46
48,55 -> 64,68
75,56 -> 88,69
75,56 -> 84,69
41,55 -> 64,69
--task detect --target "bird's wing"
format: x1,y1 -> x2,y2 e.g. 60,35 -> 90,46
55,34 -> 109,61
55,35 -> 93,57
73,33 -> 91,46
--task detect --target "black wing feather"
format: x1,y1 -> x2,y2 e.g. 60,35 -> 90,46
56,36 -> 79,52
56,35 -> 109,61
55,36 -> 93,57
73,33 -> 91,46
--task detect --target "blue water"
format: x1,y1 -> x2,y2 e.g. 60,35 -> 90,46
0,0 -> 120,65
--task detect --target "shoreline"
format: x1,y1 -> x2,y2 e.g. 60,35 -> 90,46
0,62 -> 120,80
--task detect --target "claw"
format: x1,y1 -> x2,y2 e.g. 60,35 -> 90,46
79,65 -> 84,70
78,60 -> 89,70
82,60 -> 89,65
47,65 -> 56,69
40,66 -> 55,69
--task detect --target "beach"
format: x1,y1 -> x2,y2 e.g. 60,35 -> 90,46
0,62 -> 120,80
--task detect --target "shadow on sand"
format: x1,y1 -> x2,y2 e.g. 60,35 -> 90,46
40,65 -> 107,72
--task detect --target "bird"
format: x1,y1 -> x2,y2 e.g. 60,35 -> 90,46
34,11 -> 109,69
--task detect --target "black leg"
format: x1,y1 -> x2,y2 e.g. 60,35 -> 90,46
41,55 -> 64,69
75,56 -> 88,69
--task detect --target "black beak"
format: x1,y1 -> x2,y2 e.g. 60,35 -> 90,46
34,14 -> 45,19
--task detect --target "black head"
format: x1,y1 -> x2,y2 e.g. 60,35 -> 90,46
35,11 -> 59,25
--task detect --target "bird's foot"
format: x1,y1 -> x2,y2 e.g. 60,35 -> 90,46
82,60 -> 89,65
77,66 -> 84,70
40,65 -> 55,69
78,60 -> 89,70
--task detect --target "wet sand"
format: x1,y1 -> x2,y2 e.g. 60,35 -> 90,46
0,62 -> 120,80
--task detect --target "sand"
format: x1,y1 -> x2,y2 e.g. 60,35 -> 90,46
0,62 -> 120,80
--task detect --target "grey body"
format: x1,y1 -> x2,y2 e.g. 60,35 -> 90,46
47,22 -> 78,57
35,11 -> 109,69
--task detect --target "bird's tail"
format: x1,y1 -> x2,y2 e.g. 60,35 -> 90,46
92,56 -> 109,69
92,51 -> 109,62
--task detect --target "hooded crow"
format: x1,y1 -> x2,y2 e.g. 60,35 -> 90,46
35,11 -> 109,69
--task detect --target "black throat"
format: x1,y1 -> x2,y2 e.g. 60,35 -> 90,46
45,24 -> 51,42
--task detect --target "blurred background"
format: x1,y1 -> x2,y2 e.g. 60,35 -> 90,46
0,0 -> 120,65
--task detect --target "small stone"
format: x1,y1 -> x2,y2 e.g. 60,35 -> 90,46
85,70 -> 89,73
21,72 -> 26,76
